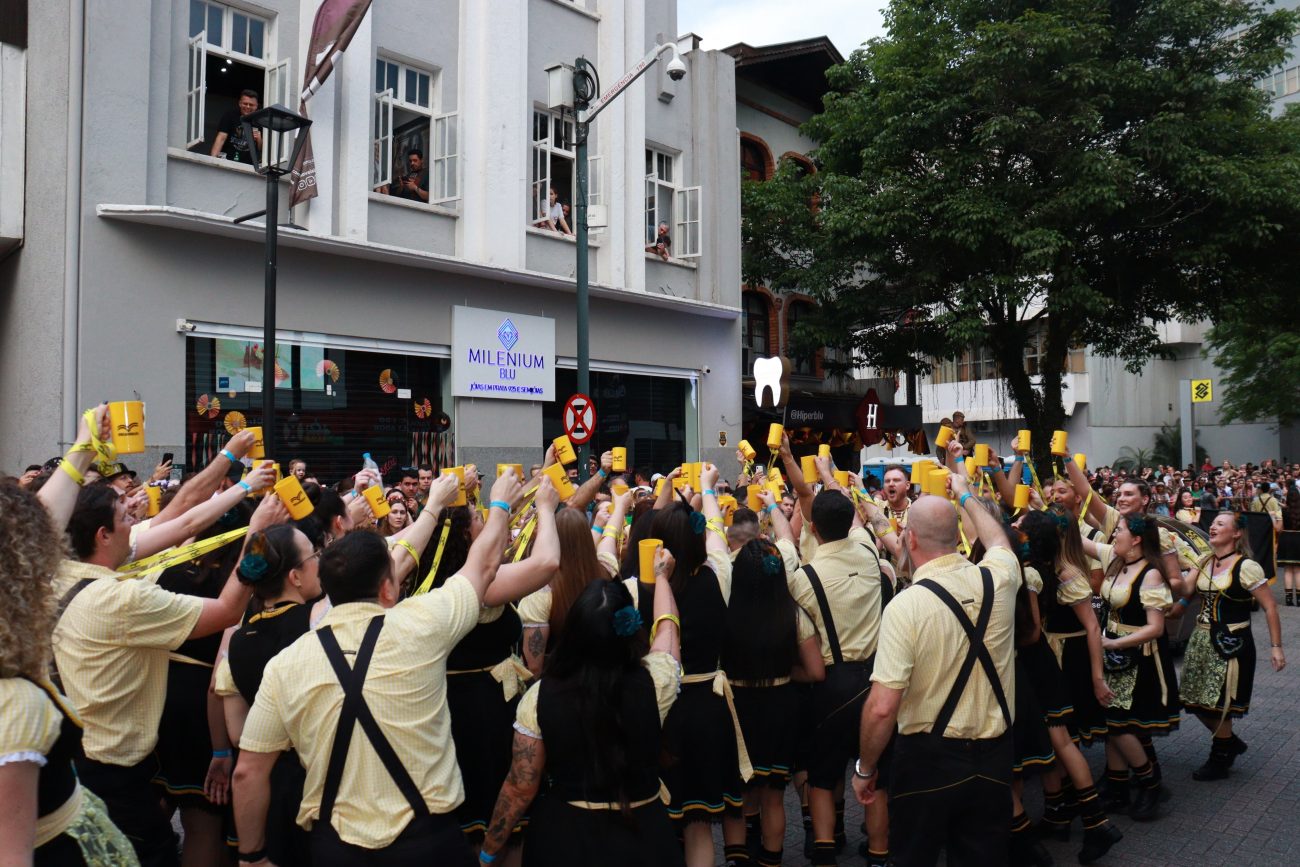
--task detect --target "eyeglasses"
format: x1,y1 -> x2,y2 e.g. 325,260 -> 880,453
294,549 -> 321,569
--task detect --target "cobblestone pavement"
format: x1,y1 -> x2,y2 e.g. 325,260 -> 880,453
712,583 -> 1300,865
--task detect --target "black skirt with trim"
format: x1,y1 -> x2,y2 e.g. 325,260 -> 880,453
446,669 -> 521,840
1012,651 -> 1056,776
731,682 -> 801,789
660,680 -> 744,823
521,794 -> 685,867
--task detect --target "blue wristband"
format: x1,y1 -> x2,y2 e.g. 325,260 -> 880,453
212,749 -> 232,758
479,851 -> 497,864
703,489 -> 716,497
598,468 -> 608,478
1177,597 -> 1190,608
489,500 -> 511,514
221,449 -> 237,464
959,492 -> 972,509
237,480 -> 252,493
764,503 -> 778,514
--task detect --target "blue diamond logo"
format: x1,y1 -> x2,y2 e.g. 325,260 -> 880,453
497,319 -> 520,351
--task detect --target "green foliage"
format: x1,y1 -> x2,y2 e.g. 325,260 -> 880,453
1206,280 -> 1300,425
1113,446 -> 1155,474
1151,420 -> 1207,468
743,0 -> 1300,456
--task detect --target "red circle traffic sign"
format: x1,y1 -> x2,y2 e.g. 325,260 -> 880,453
563,393 -> 597,445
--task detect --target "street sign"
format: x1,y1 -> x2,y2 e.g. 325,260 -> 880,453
1192,379 -> 1213,404
562,393 -> 597,444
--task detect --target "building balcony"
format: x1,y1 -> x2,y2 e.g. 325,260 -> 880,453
920,371 -> 1090,424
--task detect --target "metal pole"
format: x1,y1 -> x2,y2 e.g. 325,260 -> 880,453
263,175 -> 278,460
574,58 -> 591,474
1179,379 -> 1194,470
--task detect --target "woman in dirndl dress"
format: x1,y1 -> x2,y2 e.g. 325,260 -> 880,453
1278,487 -> 1300,606
478,559 -> 685,867
1019,510 -> 1123,864
721,537 -> 824,867
1081,514 -> 1181,822
1175,511 -> 1285,780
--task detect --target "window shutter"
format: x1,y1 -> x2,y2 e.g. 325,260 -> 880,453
433,112 -> 459,204
372,89 -> 394,189
675,186 -> 702,259
186,32 -> 207,147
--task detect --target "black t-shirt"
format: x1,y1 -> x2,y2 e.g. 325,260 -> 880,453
218,109 -> 254,162
389,170 -> 429,200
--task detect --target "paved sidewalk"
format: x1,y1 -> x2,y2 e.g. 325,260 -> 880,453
716,584 -> 1299,865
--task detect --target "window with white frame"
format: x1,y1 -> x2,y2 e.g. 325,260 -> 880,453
530,110 -> 576,230
186,1 -> 289,160
645,146 -> 701,259
372,58 -> 458,205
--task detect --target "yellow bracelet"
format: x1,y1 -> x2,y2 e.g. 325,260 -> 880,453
602,526 -> 621,538
878,524 -> 895,536
649,613 -> 681,643
59,459 -> 85,487
67,441 -> 96,454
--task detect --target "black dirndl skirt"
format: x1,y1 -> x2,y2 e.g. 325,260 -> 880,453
446,669 -> 521,840
522,794 -> 685,867
1180,625 -> 1257,719
265,750 -> 311,867
1277,530 -> 1300,566
732,682 -> 801,789
1050,633 -> 1108,746
153,661 -> 221,809
1104,636 -> 1181,736
660,680 -> 744,823
1012,652 -> 1056,776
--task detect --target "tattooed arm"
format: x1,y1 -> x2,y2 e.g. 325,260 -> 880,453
522,625 -> 549,677
481,732 -> 546,859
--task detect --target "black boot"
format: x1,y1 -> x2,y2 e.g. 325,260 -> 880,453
1034,792 -> 1075,842
1193,739 -> 1235,781
1077,823 -> 1124,865
1130,783 -> 1161,821
1010,833 -> 1055,866
1100,776 -> 1129,814
1227,734 -> 1248,764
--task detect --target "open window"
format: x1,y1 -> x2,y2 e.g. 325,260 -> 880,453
186,1 -> 277,162
372,58 -> 456,204
530,110 -> 576,231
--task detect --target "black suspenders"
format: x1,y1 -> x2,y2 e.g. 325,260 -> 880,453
316,615 -> 429,826
802,564 -> 844,666
917,568 -> 1012,737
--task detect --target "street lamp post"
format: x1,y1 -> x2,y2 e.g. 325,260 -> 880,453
548,41 -> 687,470
238,105 -> 311,460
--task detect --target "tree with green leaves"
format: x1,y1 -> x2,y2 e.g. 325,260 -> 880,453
1206,282 -> 1300,426
742,0 -> 1300,464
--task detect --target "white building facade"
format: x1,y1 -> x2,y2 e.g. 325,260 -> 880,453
0,0 -> 744,479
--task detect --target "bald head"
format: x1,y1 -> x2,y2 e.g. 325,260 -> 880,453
907,496 -> 960,556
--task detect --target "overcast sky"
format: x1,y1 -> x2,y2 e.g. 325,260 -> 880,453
677,0 -> 888,57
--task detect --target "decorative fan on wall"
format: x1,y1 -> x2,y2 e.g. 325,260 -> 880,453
224,411 -> 247,435
379,369 -> 397,394
195,394 -> 221,418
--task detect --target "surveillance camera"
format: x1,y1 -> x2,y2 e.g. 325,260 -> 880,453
666,56 -> 686,81
702,365 -> 712,375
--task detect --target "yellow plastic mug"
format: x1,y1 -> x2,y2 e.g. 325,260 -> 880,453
244,426 -> 265,459
242,461 -> 280,498
746,485 -> 763,512
553,435 -> 577,465
1051,430 -> 1069,457
612,447 -> 627,472
974,444 -> 992,466
800,455 -> 819,484
639,539 -> 663,584
834,470 -> 850,488
934,425 -> 955,449
910,459 -> 934,486
818,444 -> 831,459
738,440 -> 757,461
275,475 -> 315,520
1014,484 -> 1031,510
543,462 -> 575,499
108,401 -> 146,454
926,468 -> 950,498
442,466 -> 467,507
611,481 -> 630,497
362,484 -> 390,520
1074,453 -> 1087,471
497,463 -> 524,479
767,423 -> 784,450
145,485 -> 162,517
1016,430 -> 1031,454
718,494 -> 738,526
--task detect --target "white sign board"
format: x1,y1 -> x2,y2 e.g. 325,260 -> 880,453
451,306 -> 555,401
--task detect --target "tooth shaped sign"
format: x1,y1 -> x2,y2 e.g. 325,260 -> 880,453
753,355 -> 792,409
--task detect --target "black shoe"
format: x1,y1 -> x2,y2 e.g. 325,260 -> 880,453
1033,818 -> 1072,842
1010,835 -> 1055,867
1193,756 -> 1231,781
1130,785 -> 1161,821
1228,735 -> 1248,761
1077,823 -> 1123,865
1100,785 -> 1129,815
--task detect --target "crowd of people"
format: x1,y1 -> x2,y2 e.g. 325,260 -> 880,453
2,406 -> 1295,867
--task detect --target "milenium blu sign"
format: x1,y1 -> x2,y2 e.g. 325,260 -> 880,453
451,306 -> 556,401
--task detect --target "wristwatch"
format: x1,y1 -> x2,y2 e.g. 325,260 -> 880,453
853,759 -> 876,781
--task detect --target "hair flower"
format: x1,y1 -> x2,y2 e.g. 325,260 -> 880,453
762,554 -> 783,577
239,553 -> 269,581
1127,515 -> 1148,535
612,605 -> 643,637
689,511 -> 707,535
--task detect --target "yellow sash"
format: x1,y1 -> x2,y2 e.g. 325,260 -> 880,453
680,670 -> 754,782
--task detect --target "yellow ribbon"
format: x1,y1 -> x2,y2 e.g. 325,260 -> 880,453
680,670 -> 754,782
511,514 -> 539,563
116,527 -> 249,578
446,654 -> 534,702
568,779 -> 672,810
1043,630 -> 1085,669
412,519 -> 453,596
82,408 -> 117,475
1026,459 -> 1046,503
